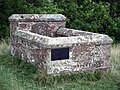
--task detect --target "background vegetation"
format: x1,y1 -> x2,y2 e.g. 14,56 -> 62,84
0,0 -> 120,42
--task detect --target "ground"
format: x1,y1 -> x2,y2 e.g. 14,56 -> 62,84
0,41 -> 120,90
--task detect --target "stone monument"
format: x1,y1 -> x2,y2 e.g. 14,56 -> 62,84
9,14 -> 113,74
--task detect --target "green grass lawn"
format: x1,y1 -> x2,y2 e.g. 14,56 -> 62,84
0,41 -> 120,90
0,83 -> 7,90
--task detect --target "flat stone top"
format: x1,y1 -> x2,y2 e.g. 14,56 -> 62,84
9,14 -> 66,22
13,30 -> 113,48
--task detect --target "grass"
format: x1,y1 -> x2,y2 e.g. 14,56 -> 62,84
0,41 -> 120,90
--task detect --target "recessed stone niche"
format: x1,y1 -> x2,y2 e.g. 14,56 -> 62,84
9,14 -> 113,74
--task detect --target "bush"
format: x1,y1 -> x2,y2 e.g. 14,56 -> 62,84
54,0 -> 120,42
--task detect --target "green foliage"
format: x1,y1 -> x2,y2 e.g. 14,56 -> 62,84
93,0 -> 120,18
33,3 -> 63,14
54,0 -> 120,42
0,40 -> 10,55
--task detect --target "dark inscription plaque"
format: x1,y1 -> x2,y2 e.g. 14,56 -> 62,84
51,47 -> 69,61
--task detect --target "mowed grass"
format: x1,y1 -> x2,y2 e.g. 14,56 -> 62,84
0,41 -> 120,90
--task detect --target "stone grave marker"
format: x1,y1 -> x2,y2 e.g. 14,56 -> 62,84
9,14 -> 113,74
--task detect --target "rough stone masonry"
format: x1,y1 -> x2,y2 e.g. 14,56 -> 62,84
9,14 -> 113,74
